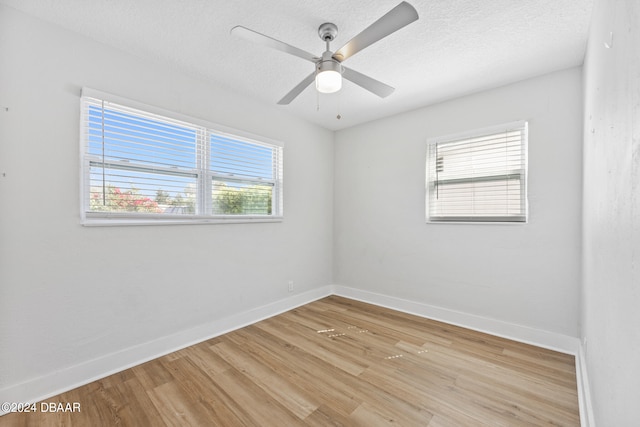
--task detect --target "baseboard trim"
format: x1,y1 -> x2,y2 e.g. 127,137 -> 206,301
0,286 -> 333,415
575,344 -> 596,427
331,285 -> 580,354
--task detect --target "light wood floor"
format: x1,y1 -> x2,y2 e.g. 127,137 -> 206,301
1,296 -> 580,426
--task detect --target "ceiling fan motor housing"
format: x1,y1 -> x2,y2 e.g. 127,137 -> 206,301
317,51 -> 342,75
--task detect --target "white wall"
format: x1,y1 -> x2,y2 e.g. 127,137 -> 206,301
334,68 -> 583,337
582,0 -> 640,425
0,5 -> 333,395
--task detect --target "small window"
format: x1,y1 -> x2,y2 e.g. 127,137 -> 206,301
426,121 -> 528,223
80,89 -> 283,225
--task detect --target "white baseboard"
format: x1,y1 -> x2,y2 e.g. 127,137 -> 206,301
575,344 -> 596,427
0,286 -> 333,415
331,285 -> 580,354
1,284 -> 593,426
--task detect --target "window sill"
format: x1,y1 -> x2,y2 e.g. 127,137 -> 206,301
81,214 -> 284,227
426,219 -> 528,225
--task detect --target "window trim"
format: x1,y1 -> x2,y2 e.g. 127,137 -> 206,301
425,120 -> 528,224
80,88 -> 284,226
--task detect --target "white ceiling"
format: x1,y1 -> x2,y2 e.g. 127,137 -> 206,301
2,0 -> 593,130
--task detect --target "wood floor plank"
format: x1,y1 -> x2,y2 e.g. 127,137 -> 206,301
0,296 -> 580,426
350,400 -> 433,426
210,340 -> 320,419
206,368 -> 305,426
255,318 -> 369,377
455,373 -> 579,425
303,404 -> 352,427
158,356 -> 243,425
177,344 -> 231,378
229,326 -> 363,417
146,380 -> 211,426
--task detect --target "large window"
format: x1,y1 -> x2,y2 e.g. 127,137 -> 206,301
426,121 -> 528,223
80,89 -> 283,225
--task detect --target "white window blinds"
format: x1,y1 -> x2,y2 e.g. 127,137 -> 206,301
426,121 -> 528,223
80,89 -> 283,225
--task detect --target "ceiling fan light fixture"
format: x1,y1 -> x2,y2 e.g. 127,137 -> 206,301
315,55 -> 342,94
316,69 -> 342,93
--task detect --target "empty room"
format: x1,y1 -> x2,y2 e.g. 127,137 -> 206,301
0,0 -> 638,426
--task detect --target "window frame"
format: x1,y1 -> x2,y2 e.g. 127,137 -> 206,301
425,121 -> 528,224
80,88 -> 284,226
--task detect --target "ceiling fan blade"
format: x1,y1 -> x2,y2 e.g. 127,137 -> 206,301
333,2 -> 418,62
231,26 -> 319,63
342,67 -> 395,98
277,72 -> 316,105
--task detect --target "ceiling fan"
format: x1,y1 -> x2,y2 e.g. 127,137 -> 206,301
231,2 -> 419,105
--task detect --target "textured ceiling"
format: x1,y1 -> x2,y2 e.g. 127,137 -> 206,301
1,0 -> 593,130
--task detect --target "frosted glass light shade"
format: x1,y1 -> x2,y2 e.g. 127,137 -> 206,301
315,69 -> 342,93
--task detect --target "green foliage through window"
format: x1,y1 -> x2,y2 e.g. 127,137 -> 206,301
213,182 -> 273,215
